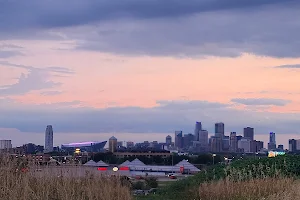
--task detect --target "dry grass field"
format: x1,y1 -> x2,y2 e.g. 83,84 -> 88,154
0,155 -> 132,200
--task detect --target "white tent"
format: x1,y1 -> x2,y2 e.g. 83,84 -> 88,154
95,160 -> 109,167
84,160 -> 97,166
119,160 -> 131,167
175,159 -> 200,172
129,158 -> 145,166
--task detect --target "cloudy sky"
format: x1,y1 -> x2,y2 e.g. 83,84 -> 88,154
0,0 -> 300,147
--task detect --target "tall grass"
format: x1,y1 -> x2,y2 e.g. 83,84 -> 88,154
0,154 -> 132,200
199,177 -> 294,200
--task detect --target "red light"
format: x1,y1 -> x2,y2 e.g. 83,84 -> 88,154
119,166 -> 129,171
97,167 -> 107,171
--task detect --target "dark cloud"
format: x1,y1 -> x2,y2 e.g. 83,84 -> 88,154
274,64 -> 300,69
0,0 -> 300,57
0,99 -> 299,134
0,0 -> 292,31
231,98 -> 292,106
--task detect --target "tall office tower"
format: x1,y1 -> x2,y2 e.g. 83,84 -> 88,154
215,122 -> 224,151
194,122 -> 202,141
166,135 -> 172,146
183,133 -> 194,148
229,132 -> 237,152
199,130 -> 208,151
0,140 -> 12,150
175,131 -> 183,149
250,140 -> 264,153
109,136 -> 117,153
215,122 -> 224,138
244,127 -> 254,141
44,125 -> 53,153
268,132 -> 276,150
289,139 -> 297,152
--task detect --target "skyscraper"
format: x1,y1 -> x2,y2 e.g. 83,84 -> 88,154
289,139 -> 297,152
166,135 -> 172,146
175,131 -> 183,149
268,132 -> 276,150
194,122 -> 202,141
215,122 -> 224,138
44,125 -> 53,153
109,136 -> 117,152
215,122 -> 224,151
229,132 -> 237,152
244,127 -> 254,141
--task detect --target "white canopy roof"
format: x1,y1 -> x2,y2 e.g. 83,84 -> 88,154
175,159 -> 200,172
129,158 -> 145,166
119,160 -> 131,167
84,160 -> 97,166
95,160 -> 109,167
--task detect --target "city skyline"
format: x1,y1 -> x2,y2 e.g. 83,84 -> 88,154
0,123 -> 296,149
0,1 -> 300,146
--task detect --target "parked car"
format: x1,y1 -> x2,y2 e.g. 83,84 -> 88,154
169,175 -> 177,179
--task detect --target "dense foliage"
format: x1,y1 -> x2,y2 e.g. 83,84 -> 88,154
141,155 -> 300,200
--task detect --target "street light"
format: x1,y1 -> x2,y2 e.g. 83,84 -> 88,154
212,154 -> 216,165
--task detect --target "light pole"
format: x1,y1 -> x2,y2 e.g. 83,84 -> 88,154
212,154 -> 216,165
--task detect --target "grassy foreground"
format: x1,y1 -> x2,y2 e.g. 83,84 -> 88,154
139,155 -> 300,200
0,155 -> 132,200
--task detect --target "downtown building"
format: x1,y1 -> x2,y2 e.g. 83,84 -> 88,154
244,127 -> 254,141
44,125 -> 54,153
268,132 -> 276,150
175,131 -> 183,149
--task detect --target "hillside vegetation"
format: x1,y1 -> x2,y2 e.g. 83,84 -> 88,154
140,155 -> 300,200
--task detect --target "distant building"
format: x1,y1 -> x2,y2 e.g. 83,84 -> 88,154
175,131 -> 183,149
166,135 -> 172,146
222,136 -> 230,152
250,140 -> 264,153
210,136 -> 222,153
278,144 -> 284,150
236,135 -> 243,141
289,139 -> 297,152
117,141 -> 124,147
194,122 -> 202,141
126,141 -> 134,148
268,132 -> 276,150
44,125 -> 53,153
244,127 -> 254,141
215,122 -> 224,138
0,140 -> 12,150
109,136 -> 118,153
183,133 -> 194,148
229,132 -> 237,152
199,130 -> 208,151
61,141 -> 107,153
238,138 -> 251,153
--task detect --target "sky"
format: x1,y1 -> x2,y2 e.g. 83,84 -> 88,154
0,0 -> 300,148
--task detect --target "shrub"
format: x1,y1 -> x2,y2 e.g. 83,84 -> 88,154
132,181 -> 144,190
145,177 -> 158,189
